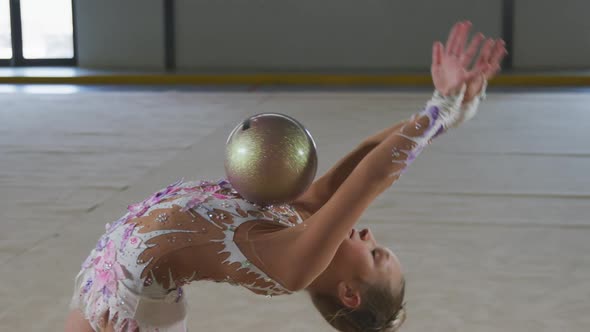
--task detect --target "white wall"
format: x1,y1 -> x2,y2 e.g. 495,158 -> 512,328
72,0 -> 590,71
75,0 -> 164,69
514,0 -> 590,69
175,0 -> 502,71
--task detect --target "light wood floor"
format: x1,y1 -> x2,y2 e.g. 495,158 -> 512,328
0,87 -> 588,331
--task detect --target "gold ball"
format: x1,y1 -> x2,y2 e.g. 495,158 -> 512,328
224,113 -> 318,205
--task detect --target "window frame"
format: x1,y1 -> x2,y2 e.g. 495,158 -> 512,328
1,0 -> 77,67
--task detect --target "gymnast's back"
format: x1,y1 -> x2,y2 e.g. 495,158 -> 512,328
71,179 -> 305,331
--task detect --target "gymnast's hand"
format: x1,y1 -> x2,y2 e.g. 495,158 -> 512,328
462,32 -> 508,104
431,21 -> 486,97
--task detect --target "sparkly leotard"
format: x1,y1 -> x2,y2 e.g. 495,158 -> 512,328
71,179 -> 304,331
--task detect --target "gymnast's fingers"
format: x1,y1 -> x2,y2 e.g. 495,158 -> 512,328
445,22 -> 463,56
432,41 -> 443,66
461,32 -> 484,68
490,39 -> 508,67
453,20 -> 471,56
477,38 -> 495,67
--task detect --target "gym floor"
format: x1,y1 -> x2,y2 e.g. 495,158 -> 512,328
0,85 -> 588,331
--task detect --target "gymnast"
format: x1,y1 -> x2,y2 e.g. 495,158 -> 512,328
65,21 -> 506,332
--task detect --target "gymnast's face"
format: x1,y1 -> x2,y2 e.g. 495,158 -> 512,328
332,228 -> 404,308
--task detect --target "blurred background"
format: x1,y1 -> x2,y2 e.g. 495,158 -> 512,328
1,0 -> 590,74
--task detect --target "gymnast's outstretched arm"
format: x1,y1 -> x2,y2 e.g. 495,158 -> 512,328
256,88 -> 467,290
294,89 -> 487,215
294,26 -> 501,216
253,22 -> 507,291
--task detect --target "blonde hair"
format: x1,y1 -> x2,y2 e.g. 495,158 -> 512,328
310,279 -> 406,332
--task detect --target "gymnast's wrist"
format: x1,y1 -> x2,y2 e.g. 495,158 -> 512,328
435,85 -> 462,98
431,84 -> 465,110
461,79 -> 488,107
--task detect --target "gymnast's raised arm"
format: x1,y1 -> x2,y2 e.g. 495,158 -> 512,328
254,22 -> 507,291
294,22 -> 505,217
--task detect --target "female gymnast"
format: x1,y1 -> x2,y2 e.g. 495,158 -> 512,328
65,21 -> 506,332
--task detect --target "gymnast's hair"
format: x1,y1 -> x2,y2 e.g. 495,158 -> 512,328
310,279 -> 406,332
